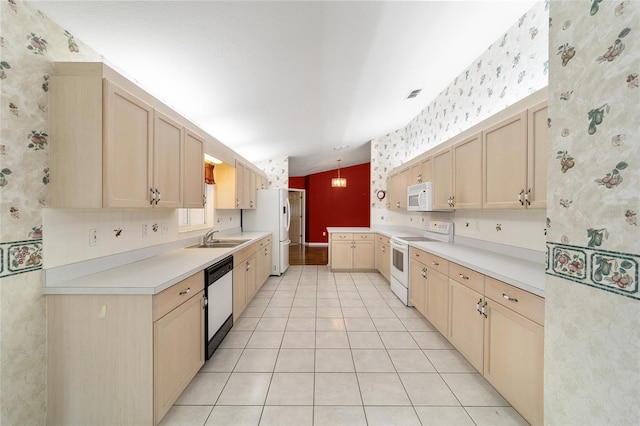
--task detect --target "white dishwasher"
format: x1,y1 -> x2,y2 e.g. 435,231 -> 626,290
205,256 -> 233,360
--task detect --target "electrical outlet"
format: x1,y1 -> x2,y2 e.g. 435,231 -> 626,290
142,224 -> 149,238
89,229 -> 98,246
161,223 -> 169,235
322,231 -> 326,236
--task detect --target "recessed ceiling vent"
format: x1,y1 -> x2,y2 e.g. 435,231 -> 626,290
406,89 -> 422,99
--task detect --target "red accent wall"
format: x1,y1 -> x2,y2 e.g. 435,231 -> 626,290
289,176 -> 306,190
304,163 -> 370,243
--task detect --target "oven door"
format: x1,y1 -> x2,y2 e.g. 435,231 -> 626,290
390,239 -> 408,285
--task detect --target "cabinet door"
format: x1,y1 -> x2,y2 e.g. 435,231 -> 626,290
527,101 -> 548,209
432,148 -> 453,210
453,133 -> 482,209
484,298 -> 544,426
183,130 -> 205,208
214,162 -> 238,209
410,163 -> 422,185
425,269 -> 450,337
331,241 -> 354,270
153,111 -> 182,208
421,158 -> 433,184
448,279 -> 484,373
398,168 -> 410,209
483,111 -> 527,209
154,291 -> 204,424
409,258 -> 426,315
233,264 -> 247,320
353,241 -> 375,269
244,168 -> 257,209
376,242 -> 390,282
386,173 -> 398,209
245,254 -> 258,302
264,245 -> 273,282
103,80 -> 154,208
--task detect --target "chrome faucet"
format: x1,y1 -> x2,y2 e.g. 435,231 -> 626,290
203,229 -> 219,244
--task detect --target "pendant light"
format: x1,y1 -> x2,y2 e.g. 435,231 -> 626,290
331,159 -> 347,187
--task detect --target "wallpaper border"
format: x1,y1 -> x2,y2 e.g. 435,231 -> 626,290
546,241 -> 639,301
0,239 -> 43,278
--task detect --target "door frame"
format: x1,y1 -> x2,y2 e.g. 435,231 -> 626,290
288,189 -> 305,245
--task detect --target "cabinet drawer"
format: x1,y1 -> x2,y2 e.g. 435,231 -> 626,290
409,247 -> 427,266
354,233 -> 373,241
377,234 -> 390,245
258,235 -> 272,248
449,263 -> 484,294
153,271 -> 204,321
332,233 -> 353,241
422,252 -> 449,275
234,244 -> 257,266
485,277 -> 544,326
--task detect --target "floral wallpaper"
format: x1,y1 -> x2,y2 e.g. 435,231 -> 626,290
546,0 -> 639,301
255,155 -> 289,189
370,1 -> 549,212
0,1 -> 102,424
545,1 -> 640,424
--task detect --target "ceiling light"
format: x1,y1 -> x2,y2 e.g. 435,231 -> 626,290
407,89 -> 422,99
204,153 -> 223,164
331,159 -> 347,188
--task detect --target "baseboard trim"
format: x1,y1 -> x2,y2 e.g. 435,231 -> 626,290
307,242 -> 329,247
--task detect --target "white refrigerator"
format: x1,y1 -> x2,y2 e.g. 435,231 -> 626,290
242,189 -> 291,275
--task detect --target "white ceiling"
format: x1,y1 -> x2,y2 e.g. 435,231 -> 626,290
32,0 -> 537,176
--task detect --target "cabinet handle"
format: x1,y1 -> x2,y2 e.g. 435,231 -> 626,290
236,198 -> 240,208
525,189 -> 531,206
396,201 -> 400,208
179,287 -> 191,296
502,293 -> 518,302
360,235 -> 367,238
414,253 -> 420,257
450,195 -> 454,208
339,235 -> 346,239
150,187 -> 155,205
155,189 -> 161,205
382,246 -> 385,253
518,189 -> 525,206
417,174 -> 422,183
476,298 -> 482,313
250,200 -> 254,208
432,261 -> 439,266
246,262 -> 251,271
481,301 -> 487,318
459,273 -> 469,280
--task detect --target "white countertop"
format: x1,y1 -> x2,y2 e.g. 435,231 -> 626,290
43,231 -> 271,295
327,226 -> 545,297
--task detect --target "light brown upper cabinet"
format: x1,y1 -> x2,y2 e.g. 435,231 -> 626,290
103,81 -> 156,208
386,169 -> 409,210
152,111 -> 183,208
182,130 -> 205,208
453,133 -> 482,209
214,160 -> 258,209
527,101 -> 548,209
420,157 -> 433,184
50,62 -> 205,209
432,148 -> 453,210
483,101 -> 547,209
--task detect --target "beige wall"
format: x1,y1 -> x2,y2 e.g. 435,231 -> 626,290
545,1 -> 640,423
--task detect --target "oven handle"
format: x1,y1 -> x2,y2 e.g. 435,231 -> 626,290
391,240 -> 408,250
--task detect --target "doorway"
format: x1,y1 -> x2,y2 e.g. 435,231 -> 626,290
288,189 -> 305,245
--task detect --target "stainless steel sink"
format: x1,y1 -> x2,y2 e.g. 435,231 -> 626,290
188,239 -> 250,249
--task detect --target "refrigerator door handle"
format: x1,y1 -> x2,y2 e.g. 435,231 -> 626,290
284,196 -> 291,232
283,239 -> 291,245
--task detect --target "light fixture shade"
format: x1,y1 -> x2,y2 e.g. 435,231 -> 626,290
331,159 -> 347,187
331,177 -> 347,187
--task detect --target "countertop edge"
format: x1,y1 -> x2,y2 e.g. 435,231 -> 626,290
43,231 -> 271,295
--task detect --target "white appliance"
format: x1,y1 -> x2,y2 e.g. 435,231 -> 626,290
242,189 -> 291,275
407,182 -> 435,211
390,221 -> 454,305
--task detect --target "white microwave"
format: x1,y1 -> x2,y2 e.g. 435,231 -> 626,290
407,182 -> 435,211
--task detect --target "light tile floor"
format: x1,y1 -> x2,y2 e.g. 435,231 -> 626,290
160,266 -> 529,426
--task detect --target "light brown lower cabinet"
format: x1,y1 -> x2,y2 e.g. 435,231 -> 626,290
232,236 -> 273,320
47,271 -> 205,426
408,254 -> 544,426
329,233 -> 376,271
375,234 -> 390,281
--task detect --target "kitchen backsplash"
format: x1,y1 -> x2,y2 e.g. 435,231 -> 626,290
370,1 -> 549,252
